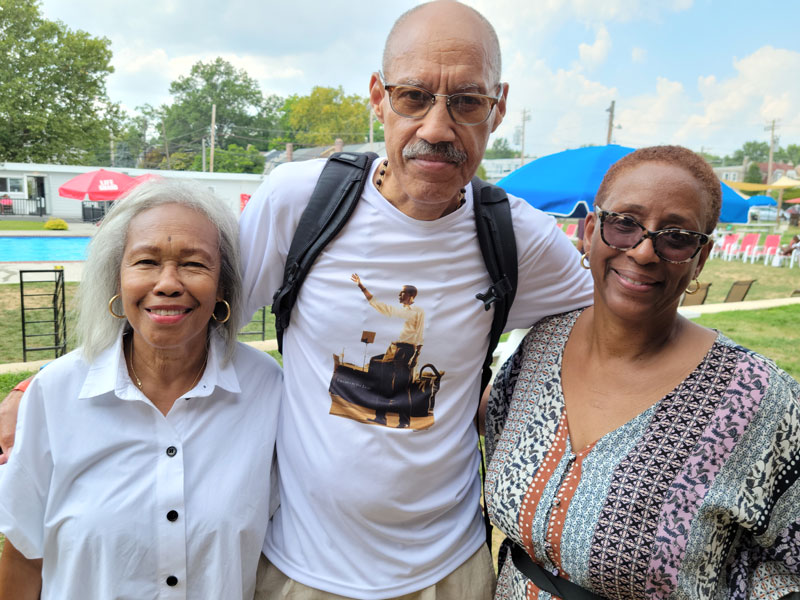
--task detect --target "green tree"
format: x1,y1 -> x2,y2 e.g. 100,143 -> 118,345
739,141 -> 770,163
159,151 -> 196,171
160,58 -> 282,154
191,143 -> 265,174
484,137 -> 518,159
0,0 -> 118,163
744,162 -> 764,184
699,151 -> 722,166
282,87 -> 372,147
783,144 -> 800,167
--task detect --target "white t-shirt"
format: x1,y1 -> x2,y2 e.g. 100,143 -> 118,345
0,333 -> 282,600
239,157 -> 593,599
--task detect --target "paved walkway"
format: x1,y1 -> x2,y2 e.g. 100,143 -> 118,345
677,296 -> 800,315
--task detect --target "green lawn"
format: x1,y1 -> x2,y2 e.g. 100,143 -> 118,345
696,305 -> 800,379
0,220 -> 48,231
699,256 -> 800,303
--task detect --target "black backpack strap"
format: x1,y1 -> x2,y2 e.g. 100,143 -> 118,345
271,151 -> 379,353
472,177 -> 518,394
471,177 -> 518,553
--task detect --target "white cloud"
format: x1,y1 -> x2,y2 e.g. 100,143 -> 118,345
493,55 -> 617,155
673,46 -> 800,154
631,47 -> 647,63
578,25 -> 611,69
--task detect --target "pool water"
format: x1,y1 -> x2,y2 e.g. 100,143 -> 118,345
0,236 -> 91,262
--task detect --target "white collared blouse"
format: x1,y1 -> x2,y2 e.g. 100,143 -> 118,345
0,332 -> 282,599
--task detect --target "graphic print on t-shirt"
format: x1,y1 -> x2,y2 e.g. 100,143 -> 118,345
328,274 -> 445,430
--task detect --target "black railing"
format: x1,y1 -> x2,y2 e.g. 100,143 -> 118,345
20,269 -> 68,362
238,307 -> 267,341
0,196 -> 46,216
81,201 -> 111,223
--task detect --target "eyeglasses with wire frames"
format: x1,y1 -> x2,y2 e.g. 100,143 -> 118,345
596,208 -> 710,264
377,71 -> 503,126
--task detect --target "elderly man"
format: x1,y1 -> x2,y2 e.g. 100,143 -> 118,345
241,1 -> 592,598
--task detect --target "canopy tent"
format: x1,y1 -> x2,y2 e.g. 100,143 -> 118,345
498,144 -> 750,223
724,175 -> 800,192
747,194 -> 777,207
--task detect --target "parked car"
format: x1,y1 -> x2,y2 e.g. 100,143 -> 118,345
749,205 -> 790,221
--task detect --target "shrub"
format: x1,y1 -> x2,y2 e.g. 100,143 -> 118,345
44,218 -> 68,231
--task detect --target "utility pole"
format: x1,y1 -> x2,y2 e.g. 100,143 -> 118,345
606,100 -> 615,145
202,138 -> 207,172
765,119 -> 777,185
765,119 -> 783,223
520,108 -> 530,167
110,133 -> 115,167
161,121 -> 171,170
210,104 -> 217,173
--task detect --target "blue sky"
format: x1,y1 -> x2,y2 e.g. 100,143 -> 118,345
39,0 -> 800,159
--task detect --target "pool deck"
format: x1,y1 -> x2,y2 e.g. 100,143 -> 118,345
0,222 -> 95,283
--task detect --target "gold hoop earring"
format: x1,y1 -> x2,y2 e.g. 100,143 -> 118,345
685,278 -> 700,295
580,253 -> 591,270
213,299 -> 231,323
108,294 -> 126,319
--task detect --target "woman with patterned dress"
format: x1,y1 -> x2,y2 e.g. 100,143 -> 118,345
485,146 -> 800,600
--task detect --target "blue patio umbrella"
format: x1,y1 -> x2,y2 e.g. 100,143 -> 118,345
497,144 -> 750,223
497,145 -> 635,218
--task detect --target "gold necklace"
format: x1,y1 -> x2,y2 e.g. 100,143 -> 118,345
375,159 -> 466,205
127,335 -> 208,392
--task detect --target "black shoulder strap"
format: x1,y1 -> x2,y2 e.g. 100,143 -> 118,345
271,151 -> 378,353
471,176 -> 518,552
510,541 -> 609,600
472,176 -> 518,395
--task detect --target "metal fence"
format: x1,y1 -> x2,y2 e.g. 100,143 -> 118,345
20,269 -> 68,361
0,196 -> 46,217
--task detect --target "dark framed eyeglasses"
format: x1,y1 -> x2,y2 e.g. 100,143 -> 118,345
596,208 -> 710,264
378,71 -> 502,126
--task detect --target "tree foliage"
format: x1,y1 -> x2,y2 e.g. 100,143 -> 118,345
484,137 -> 518,159
0,0 -> 118,163
191,143 -> 264,174
159,58 -> 282,154
744,162 -> 764,184
281,86 -> 373,147
781,144 -> 800,167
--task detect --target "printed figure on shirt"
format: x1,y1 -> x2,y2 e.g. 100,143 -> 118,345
327,274 -> 443,430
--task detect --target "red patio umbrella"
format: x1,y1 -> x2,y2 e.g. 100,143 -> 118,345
58,169 -> 138,201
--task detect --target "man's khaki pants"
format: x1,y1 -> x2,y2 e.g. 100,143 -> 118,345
254,545 -> 496,600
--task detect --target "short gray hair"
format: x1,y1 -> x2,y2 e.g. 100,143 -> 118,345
382,1 -> 502,86
78,178 -> 242,363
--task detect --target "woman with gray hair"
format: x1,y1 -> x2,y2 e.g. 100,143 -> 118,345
0,179 -> 282,599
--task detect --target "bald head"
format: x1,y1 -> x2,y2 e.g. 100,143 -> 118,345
382,1 -> 502,85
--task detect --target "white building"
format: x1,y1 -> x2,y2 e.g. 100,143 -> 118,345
0,162 -> 264,221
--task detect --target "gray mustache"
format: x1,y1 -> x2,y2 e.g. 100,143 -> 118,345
402,140 -> 467,165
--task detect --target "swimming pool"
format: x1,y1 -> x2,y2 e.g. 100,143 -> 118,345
0,236 -> 91,262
